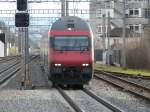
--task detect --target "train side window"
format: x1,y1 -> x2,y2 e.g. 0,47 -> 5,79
89,37 -> 91,48
50,37 -> 54,48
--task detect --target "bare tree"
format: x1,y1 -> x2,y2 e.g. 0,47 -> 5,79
125,31 -> 150,69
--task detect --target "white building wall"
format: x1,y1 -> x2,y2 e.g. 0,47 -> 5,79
0,41 -> 4,57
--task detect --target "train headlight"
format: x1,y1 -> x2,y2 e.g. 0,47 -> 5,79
82,64 -> 89,67
54,64 -> 61,67
68,28 -> 72,31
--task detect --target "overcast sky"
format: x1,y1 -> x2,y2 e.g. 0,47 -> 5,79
0,2 -> 89,26
0,1 -> 89,39
0,2 -> 89,11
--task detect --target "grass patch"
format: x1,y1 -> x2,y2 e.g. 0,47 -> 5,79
95,63 -> 150,77
9,47 -> 19,55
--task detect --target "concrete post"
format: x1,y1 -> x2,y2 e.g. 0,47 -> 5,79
121,0 -> 126,68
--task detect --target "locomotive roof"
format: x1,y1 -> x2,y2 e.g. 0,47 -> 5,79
51,16 -> 90,30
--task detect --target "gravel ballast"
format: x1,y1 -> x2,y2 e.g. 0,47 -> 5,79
65,90 -> 113,112
0,89 -> 75,112
0,57 -> 150,112
0,58 -> 76,112
86,78 -> 150,112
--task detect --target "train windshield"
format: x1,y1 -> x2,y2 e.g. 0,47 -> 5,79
54,36 -> 89,51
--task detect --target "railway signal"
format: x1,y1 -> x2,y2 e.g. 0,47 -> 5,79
17,0 -> 27,11
15,0 -> 32,89
15,13 -> 29,27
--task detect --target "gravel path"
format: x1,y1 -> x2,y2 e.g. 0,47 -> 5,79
0,89 -> 75,112
28,59 -> 50,89
86,77 -> 150,112
65,90 -> 113,112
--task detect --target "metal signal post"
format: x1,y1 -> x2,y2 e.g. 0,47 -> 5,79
15,0 -> 32,89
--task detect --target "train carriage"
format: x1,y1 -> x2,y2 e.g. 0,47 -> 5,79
48,16 -> 94,87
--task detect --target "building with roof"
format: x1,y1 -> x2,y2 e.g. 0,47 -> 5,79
90,0 -> 149,40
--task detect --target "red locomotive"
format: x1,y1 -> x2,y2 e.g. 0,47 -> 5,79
48,16 -> 94,87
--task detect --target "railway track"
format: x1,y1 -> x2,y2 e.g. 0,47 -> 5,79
0,61 -> 20,74
0,56 -> 20,63
57,87 -> 123,112
0,56 -> 18,60
0,64 -> 21,85
97,70 -> 150,80
0,55 -> 38,85
94,70 -> 150,102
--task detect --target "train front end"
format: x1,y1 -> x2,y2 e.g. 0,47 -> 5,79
48,16 -> 94,86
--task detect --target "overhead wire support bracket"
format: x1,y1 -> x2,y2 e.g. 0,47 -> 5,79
0,0 -> 91,3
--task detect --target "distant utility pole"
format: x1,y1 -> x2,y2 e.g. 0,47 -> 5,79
122,0 -> 126,68
102,14 -> 106,50
61,0 -> 66,17
102,14 -> 106,64
66,0 -> 69,16
146,0 -> 150,66
4,31 -> 7,56
107,12 -> 111,65
18,29 -> 22,54
61,0 -> 69,17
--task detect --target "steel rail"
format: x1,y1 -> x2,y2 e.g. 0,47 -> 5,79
0,61 -> 20,75
95,70 -> 150,80
0,66 -> 21,85
99,71 -> 150,91
57,87 -> 83,112
0,55 -> 19,59
94,72 -> 150,102
0,55 -> 38,85
83,88 -> 123,112
0,56 -> 20,63
57,87 -> 123,112
0,57 -> 18,63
